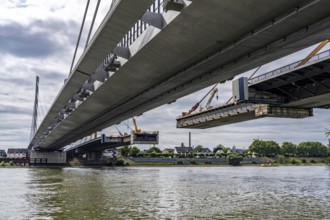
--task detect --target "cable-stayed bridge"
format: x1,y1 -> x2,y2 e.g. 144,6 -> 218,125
29,0 -> 330,152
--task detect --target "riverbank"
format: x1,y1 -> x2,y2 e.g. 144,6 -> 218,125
120,156 -> 330,167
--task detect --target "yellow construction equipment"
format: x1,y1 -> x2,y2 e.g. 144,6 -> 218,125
298,40 -> 329,66
132,117 -> 141,133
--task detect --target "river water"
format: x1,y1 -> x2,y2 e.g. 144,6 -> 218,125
0,166 -> 329,220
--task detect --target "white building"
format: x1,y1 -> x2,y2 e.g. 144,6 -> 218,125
7,148 -> 28,158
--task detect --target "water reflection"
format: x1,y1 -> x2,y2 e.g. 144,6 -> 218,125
0,166 -> 329,219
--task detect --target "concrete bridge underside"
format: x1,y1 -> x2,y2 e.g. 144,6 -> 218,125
30,0 -> 330,150
176,50 -> 330,129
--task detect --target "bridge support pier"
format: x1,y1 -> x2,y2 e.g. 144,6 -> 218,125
86,151 -> 103,165
29,150 -> 67,165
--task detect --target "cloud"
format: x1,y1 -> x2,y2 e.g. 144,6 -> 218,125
0,19 -> 78,58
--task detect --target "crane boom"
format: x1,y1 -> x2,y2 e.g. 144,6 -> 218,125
132,117 -> 141,133
205,87 -> 218,109
298,40 -> 329,66
182,83 -> 219,116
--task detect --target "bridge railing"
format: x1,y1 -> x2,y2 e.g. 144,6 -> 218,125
249,49 -> 330,85
98,0 -> 164,69
119,0 -> 164,48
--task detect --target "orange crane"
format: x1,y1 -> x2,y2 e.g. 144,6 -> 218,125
132,117 -> 141,133
123,117 -> 141,133
298,40 -> 329,66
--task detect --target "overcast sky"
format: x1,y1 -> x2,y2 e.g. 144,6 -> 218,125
0,0 -> 329,151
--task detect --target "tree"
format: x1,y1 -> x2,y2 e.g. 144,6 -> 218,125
297,142 -> 328,157
213,144 -> 224,153
128,146 -> 140,157
147,146 -> 161,153
281,142 -> 296,157
119,145 -> 131,157
249,139 -> 280,157
227,153 -> 243,166
193,145 -> 203,153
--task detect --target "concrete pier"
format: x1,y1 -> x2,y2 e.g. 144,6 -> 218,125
29,151 -> 67,165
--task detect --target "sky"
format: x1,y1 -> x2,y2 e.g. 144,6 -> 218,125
0,0 -> 329,151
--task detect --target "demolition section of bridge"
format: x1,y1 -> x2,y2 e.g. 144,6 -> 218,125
177,49 -> 330,129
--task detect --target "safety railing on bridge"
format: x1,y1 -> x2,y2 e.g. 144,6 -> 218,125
249,49 -> 330,85
119,0 -> 164,48
99,0 -> 164,69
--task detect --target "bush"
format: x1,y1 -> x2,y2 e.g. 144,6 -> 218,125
190,160 -> 197,165
277,157 -> 288,164
290,158 -> 299,165
204,161 -> 212,165
115,160 -> 125,166
227,153 -> 243,166
310,159 -> 317,163
176,160 -> 184,165
301,159 -> 307,163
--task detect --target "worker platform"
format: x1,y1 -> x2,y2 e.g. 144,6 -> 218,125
177,103 -> 312,129
65,131 -> 159,153
177,49 -> 330,129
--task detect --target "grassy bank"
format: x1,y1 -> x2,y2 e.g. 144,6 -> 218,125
262,157 -> 330,165
120,156 -> 330,167
0,161 -> 15,167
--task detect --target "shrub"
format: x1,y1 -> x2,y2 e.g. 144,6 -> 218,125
310,159 -> 317,163
115,160 -> 125,166
176,160 -> 184,165
204,161 -> 212,165
290,158 -> 299,165
227,153 -> 243,166
301,159 -> 307,163
190,160 -> 197,165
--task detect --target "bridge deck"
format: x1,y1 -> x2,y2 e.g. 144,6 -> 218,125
250,49 -> 330,108
30,0 -> 330,150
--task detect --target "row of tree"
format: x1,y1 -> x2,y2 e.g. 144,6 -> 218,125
119,139 -> 330,158
249,140 -> 329,157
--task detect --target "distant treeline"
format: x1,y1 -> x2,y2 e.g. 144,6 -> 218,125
249,140 -> 329,157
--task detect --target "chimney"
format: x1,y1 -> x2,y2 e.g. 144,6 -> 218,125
189,132 -> 191,148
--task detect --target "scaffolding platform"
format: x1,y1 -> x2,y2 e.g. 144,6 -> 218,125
176,103 -> 312,129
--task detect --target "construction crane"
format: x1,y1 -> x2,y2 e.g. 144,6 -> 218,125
200,87 -> 218,111
298,39 -> 329,66
132,117 -> 141,133
114,125 -> 124,137
182,83 -> 219,116
122,117 -> 159,145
